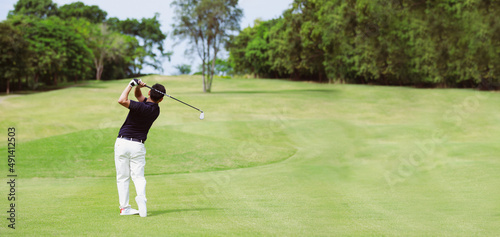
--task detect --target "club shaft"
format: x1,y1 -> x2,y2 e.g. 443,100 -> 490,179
144,85 -> 203,112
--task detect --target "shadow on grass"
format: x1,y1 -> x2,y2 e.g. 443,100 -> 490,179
212,89 -> 338,94
0,81 -> 106,96
149,208 -> 224,216
74,84 -> 108,89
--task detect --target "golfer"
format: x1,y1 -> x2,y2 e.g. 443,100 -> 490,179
115,79 -> 165,217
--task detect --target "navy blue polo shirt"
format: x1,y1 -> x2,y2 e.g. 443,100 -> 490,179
118,98 -> 160,142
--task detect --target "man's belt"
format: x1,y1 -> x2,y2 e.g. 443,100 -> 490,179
118,136 -> 144,144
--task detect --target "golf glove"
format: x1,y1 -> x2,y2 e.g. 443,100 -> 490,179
130,79 -> 141,87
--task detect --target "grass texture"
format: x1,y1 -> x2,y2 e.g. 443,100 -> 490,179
0,75 -> 499,236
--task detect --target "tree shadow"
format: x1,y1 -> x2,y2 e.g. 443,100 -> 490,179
74,83 -> 108,89
149,207 -> 224,216
212,89 -> 338,94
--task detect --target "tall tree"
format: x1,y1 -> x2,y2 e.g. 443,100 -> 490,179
0,20 -> 31,93
138,13 -> 170,74
268,12 -> 302,80
171,0 -> 210,91
228,19 -> 280,78
172,0 -> 242,92
8,0 -> 58,19
227,24 -> 253,75
107,14 -> 170,75
22,16 -> 90,86
285,0 -> 326,81
57,1 -> 107,23
243,19 -> 272,77
89,24 -> 128,80
62,18 -> 94,83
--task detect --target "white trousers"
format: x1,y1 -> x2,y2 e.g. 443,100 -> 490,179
114,138 -> 147,209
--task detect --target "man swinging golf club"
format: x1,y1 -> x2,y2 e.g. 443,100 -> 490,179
115,78 -> 165,217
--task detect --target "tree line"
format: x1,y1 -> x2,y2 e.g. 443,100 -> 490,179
228,0 -> 500,88
0,0 -> 168,93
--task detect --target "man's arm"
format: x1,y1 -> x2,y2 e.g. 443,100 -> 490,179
134,81 -> 146,102
118,85 -> 133,108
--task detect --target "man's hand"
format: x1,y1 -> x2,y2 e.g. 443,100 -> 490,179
137,79 -> 146,88
130,78 -> 141,87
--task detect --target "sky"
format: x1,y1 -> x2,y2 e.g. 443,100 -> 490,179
0,0 -> 293,75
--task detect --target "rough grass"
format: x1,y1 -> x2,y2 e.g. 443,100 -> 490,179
0,75 -> 499,236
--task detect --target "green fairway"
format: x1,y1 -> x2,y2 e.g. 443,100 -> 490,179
1,75 -> 500,236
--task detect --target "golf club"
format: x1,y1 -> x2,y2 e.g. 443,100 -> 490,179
136,80 -> 204,120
